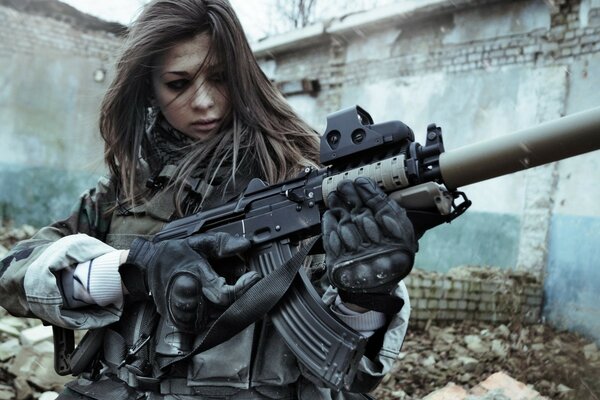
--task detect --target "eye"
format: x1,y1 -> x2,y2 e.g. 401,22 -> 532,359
166,79 -> 189,90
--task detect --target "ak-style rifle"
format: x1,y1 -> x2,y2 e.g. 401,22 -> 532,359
56,105 -> 600,391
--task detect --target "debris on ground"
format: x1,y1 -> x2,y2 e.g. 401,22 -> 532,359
0,225 -> 37,258
374,321 -> 600,400
422,372 -> 547,399
0,310 -> 70,399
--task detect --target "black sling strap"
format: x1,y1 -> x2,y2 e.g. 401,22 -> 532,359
160,235 -> 320,371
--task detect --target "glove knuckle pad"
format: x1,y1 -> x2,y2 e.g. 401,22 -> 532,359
327,191 -> 345,209
380,214 -> 406,239
172,274 -> 201,295
325,231 -> 342,258
340,224 -> 361,250
360,215 -> 381,244
331,262 -> 371,291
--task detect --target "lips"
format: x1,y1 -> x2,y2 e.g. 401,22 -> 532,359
191,118 -> 220,132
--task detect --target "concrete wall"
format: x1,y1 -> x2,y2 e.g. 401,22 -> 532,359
256,0 -> 600,342
0,5 -> 120,226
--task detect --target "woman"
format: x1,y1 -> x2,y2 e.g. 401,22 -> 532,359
0,1 -> 416,398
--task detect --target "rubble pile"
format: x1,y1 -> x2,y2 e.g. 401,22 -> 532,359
0,309 -> 68,400
0,313 -> 597,399
422,371 -> 549,399
375,321 -> 600,400
0,225 -> 37,258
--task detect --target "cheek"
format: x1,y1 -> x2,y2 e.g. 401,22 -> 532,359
153,87 -> 172,109
152,81 -> 185,110
156,91 -> 187,116
216,89 -> 231,112
154,94 -> 186,128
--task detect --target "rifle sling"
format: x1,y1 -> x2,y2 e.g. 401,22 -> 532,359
160,235 -> 321,371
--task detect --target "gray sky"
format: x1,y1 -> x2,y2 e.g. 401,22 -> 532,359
60,0 -> 276,42
59,0 -> 396,42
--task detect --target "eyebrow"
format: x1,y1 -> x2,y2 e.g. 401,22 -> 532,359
161,71 -> 191,78
160,65 -> 223,78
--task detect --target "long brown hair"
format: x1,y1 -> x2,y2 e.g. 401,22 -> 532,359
100,0 -> 320,212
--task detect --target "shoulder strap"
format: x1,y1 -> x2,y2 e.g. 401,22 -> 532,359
160,235 -> 320,371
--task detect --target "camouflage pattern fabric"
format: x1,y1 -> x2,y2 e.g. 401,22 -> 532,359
0,176 -> 115,317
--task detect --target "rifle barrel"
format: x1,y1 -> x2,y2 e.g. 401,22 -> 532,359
439,106 -> 600,189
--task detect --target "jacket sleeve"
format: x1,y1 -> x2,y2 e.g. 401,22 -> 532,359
320,281 -> 410,393
0,176 -> 121,329
304,253 -> 410,393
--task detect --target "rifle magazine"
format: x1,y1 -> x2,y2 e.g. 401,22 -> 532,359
273,271 -> 368,391
252,242 -> 367,391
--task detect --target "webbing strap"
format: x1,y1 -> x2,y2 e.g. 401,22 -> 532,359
160,236 -> 320,371
104,302 -> 159,373
103,329 -> 127,369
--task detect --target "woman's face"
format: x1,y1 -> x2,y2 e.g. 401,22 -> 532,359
151,33 -> 230,141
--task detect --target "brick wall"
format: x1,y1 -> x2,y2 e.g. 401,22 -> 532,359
0,5 -> 121,59
262,0 -> 600,129
405,267 -> 542,328
344,1 -> 597,79
0,4 -> 122,226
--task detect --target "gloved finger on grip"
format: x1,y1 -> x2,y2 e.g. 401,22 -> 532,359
378,212 -> 414,243
322,211 -> 343,258
325,189 -> 363,250
326,192 -> 354,230
353,177 -> 416,244
335,179 -> 364,211
338,220 -> 362,251
352,208 -> 382,244
327,189 -> 353,212
353,177 -> 389,212
200,262 -> 260,306
370,200 -> 416,246
232,271 -> 261,300
188,232 -> 251,259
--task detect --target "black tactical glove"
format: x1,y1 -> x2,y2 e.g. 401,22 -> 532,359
322,177 -> 417,313
122,232 -> 260,332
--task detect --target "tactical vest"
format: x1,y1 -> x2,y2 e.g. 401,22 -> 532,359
97,167 -> 309,399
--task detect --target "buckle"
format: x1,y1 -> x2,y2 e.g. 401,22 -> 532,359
118,334 -> 152,369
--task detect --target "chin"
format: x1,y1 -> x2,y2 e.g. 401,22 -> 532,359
186,130 -> 214,142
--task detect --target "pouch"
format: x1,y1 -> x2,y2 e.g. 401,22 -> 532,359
64,376 -> 143,400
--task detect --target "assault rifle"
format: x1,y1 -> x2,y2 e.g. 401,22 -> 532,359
54,105 -> 600,390
150,105 -> 600,390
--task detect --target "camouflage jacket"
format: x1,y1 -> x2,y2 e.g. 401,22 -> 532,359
0,174 -> 410,399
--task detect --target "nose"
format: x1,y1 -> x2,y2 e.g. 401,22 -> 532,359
190,84 -> 215,110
